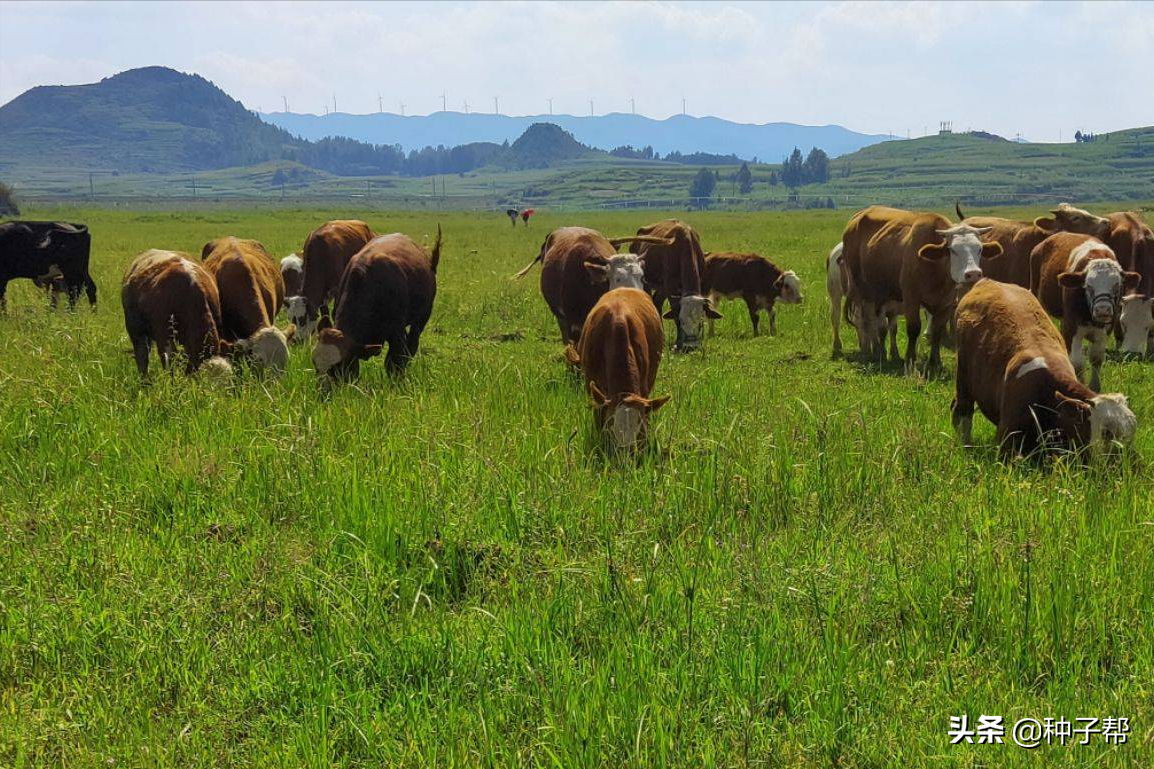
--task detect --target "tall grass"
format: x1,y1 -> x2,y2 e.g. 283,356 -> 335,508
1,206 -> 1151,767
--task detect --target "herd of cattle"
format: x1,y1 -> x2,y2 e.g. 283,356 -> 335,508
0,201 -> 1150,456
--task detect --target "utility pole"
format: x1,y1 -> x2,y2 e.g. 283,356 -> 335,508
366,179 -> 371,198
89,172 -> 95,198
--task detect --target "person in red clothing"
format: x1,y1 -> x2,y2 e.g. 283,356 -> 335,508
521,208 -> 534,226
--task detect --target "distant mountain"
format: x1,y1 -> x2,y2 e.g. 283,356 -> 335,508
260,110 -> 891,161
0,66 -> 297,172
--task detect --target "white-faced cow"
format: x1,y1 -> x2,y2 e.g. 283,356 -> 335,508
313,228 -> 442,381
1030,233 -> 1139,391
280,253 -> 303,298
629,219 -> 721,351
953,278 -> 1136,457
513,226 -> 672,344
292,219 -> 375,338
202,237 -> 291,374
702,251 -> 802,337
840,205 -> 1002,369
120,249 -> 232,377
564,287 -> 671,452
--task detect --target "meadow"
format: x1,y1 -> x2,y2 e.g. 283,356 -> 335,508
1,204 -> 1152,767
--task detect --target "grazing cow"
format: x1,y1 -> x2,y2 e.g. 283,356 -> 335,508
121,249 -> 232,377
512,227 -> 672,344
564,287 -> 670,452
628,219 -> 720,351
1118,294 -> 1154,356
313,228 -> 442,380
953,278 -> 1136,457
280,253 -> 303,298
840,205 -> 1002,368
202,237 -> 291,373
703,251 -> 802,337
1030,233 -> 1139,390
956,203 -> 1054,288
292,219 -> 375,337
827,242 -> 900,358
1103,211 -> 1154,296
0,220 -> 96,309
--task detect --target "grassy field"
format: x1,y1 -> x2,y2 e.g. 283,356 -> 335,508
1,204 -> 1152,767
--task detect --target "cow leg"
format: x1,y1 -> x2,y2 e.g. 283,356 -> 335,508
0,280 -> 8,312
903,301 -> 922,370
744,296 -> 760,336
124,311 -> 151,377
1065,321 -> 1086,382
1088,328 -> 1106,392
385,332 -> 411,375
84,275 -> 97,307
887,313 -> 900,361
830,294 -> 843,357
768,303 -> 778,337
927,309 -> 949,372
952,357 -> 974,446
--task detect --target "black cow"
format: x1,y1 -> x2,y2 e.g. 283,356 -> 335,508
0,220 -> 96,309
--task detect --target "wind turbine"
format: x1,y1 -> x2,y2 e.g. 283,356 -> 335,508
494,96 -> 499,114
547,97 -> 552,115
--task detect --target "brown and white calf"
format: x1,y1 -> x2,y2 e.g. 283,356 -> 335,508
953,278 -> 1136,457
120,249 -> 232,377
702,251 -> 801,337
1030,233 -> 1140,390
840,205 -> 1002,368
564,287 -> 670,452
290,219 -> 375,337
629,219 -> 720,351
280,253 -> 303,298
513,226 -> 671,344
202,237 -> 291,373
313,228 -> 442,380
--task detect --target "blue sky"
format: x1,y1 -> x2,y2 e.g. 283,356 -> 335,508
1,1 -> 1150,140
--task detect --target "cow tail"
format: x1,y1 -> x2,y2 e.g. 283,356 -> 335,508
955,201 -> 966,221
512,237 -> 549,280
429,225 -> 443,273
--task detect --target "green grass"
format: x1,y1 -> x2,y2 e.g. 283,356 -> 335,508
1,205 -> 1152,767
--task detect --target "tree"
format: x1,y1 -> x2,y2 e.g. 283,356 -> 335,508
781,147 -> 805,189
802,147 -> 829,184
0,180 -> 18,217
768,170 -> 779,187
689,167 -> 717,204
736,161 -> 753,194
1074,130 -> 1084,143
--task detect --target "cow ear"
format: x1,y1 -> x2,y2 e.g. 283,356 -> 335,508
584,261 -> 609,281
1057,271 -> 1086,288
563,344 -> 581,368
588,381 -> 611,406
1123,271 -> 1142,292
662,308 -> 678,320
1054,390 -> 1091,417
918,242 -> 950,261
360,344 -> 383,359
705,303 -> 723,319
773,274 -> 786,290
1034,216 -> 1057,231
647,394 -> 672,412
317,315 -> 333,331
200,240 -> 217,261
981,242 -> 1004,260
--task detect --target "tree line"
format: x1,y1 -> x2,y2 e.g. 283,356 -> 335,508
687,145 -> 833,203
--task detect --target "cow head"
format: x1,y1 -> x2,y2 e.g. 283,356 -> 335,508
1118,294 -> 1154,355
775,270 -> 803,304
198,355 -> 235,382
1052,391 -> 1137,450
1035,203 -> 1111,238
663,295 -> 721,351
0,222 -> 52,251
284,296 -> 316,339
311,324 -> 382,381
588,382 -> 671,452
585,254 -> 646,290
918,225 -> 1001,285
233,326 -> 290,374
1057,259 -> 1140,326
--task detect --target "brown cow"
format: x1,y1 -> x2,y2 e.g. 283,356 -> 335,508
313,228 -> 442,380
1030,233 -> 1139,390
953,278 -> 1136,457
289,219 -> 375,337
280,253 -> 303,298
202,237 -> 291,373
512,227 -> 673,344
1032,202 -> 1111,240
956,204 -> 1053,288
827,242 -> 900,358
121,249 -> 232,377
564,287 -> 670,452
841,205 -> 1002,368
703,251 -> 802,337
629,219 -> 720,351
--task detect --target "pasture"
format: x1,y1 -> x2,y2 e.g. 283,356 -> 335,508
2,205 -> 1152,767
